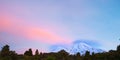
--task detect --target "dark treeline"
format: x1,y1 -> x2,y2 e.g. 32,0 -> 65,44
0,45 -> 120,60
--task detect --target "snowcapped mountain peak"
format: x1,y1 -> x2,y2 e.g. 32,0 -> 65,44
70,42 -> 92,54
69,42 -> 104,54
50,41 -> 105,55
73,42 -> 92,49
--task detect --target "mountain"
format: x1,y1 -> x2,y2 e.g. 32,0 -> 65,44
50,42 -> 104,55
69,42 -> 104,55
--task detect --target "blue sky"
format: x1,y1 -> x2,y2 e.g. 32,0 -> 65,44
0,0 -> 120,54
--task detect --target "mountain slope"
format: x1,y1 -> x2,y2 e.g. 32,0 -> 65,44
50,42 -> 104,54
69,42 -> 104,54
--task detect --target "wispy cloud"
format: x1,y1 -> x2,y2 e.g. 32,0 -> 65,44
0,13 -> 71,44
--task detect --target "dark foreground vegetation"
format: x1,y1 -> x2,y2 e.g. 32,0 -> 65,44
0,45 -> 120,60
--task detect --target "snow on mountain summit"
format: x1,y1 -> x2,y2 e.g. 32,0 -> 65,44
50,41 -> 104,55
70,42 -> 104,54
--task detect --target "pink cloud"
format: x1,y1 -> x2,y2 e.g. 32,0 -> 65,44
26,27 -> 62,42
0,13 -> 71,44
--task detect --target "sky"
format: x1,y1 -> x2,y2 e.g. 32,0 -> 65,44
0,0 -> 120,54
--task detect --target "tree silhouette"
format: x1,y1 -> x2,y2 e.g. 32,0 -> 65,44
58,50 -> 69,60
91,52 -> 95,60
0,45 -> 10,57
76,52 -> 81,57
76,52 -> 81,60
117,45 -> 120,52
84,51 -> 90,60
0,45 -> 17,60
35,49 -> 39,56
29,48 -> 33,56
9,51 -> 17,60
24,48 -> 33,56
85,51 -> 90,57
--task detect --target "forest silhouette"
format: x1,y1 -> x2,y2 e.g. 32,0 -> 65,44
0,44 -> 120,60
